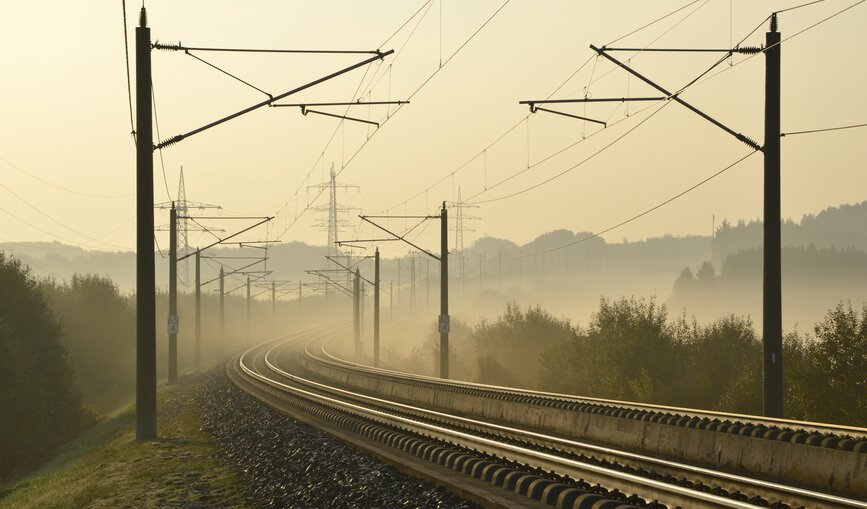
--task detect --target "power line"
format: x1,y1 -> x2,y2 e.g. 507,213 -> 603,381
606,0 -> 704,46
0,155 -> 133,199
775,0 -> 829,15
184,50 -> 272,98
122,0 -> 136,143
695,0 -> 866,87
333,0 -> 512,192
781,122 -> 867,136
151,79 -> 173,202
379,0 -> 433,48
0,205 -> 101,249
492,149 -> 759,261
471,4 -> 821,207
383,115 -> 528,212
467,100 -> 668,204
274,0 -> 510,241
0,179 -> 132,250
582,0 -> 712,93
382,0 -> 718,216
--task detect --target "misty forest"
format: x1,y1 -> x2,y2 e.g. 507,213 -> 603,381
3,2 -> 867,506
2,201 -> 865,481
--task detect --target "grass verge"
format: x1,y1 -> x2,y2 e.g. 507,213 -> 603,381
0,374 -> 247,509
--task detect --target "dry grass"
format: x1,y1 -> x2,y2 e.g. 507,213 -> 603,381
0,375 -> 247,509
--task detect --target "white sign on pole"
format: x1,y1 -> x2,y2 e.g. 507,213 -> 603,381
167,315 -> 179,335
438,314 -> 450,334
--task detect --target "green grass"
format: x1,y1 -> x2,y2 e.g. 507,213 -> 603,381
0,376 -> 247,509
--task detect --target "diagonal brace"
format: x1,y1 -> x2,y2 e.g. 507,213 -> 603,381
359,215 -> 440,261
590,45 -> 761,151
155,49 -> 393,149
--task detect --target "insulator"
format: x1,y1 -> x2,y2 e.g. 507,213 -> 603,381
736,46 -> 762,54
154,41 -> 182,51
737,133 -> 762,150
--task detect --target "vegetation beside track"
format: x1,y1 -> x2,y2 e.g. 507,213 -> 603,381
0,375 -> 247,509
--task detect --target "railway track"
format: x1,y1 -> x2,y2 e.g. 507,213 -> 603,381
229,324 -> 867,509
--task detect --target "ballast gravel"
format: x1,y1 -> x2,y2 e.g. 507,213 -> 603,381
197,371 -> 476,509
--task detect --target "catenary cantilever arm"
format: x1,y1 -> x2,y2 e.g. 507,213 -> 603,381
155,49 -> 394,149
590,44 -> 761,151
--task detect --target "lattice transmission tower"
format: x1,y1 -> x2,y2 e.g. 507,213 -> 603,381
173,167 -> 221,285
308,162 -> 359,257
451,187 -> 479,292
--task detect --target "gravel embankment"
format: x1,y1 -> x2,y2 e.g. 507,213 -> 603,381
197,372 -> 476,509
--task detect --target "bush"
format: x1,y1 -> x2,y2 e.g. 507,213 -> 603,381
40,274 -> 136,412
472,303 -> 574,388
0,252 -> 91,480
536,296 -> 867,425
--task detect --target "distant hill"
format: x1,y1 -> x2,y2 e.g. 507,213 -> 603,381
3,201 -> 864,298
711,201 -> 867,262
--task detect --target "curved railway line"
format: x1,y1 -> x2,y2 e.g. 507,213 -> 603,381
229,324 -> 867,509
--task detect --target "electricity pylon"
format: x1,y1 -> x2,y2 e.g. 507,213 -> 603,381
309,163 -> 359,257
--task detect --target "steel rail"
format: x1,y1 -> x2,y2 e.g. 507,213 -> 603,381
239,339 -> 725,508
315,337 -> 867,440
285,338 -> 866,508
232,330 -> 867,509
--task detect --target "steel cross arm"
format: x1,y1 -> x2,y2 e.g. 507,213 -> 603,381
252,288 -> 272,299
530,106 -> 606,126
226,273 -> 270,295
276,288 -> 298,298
589,44 -> 762,151
601,46 -> 762,54
337,238 -> 399,245
306,271 -> 353,295
271,100 -> 409,108
200,255 -> 269,260
238,243 -> 273,250
325,256 -> 374,285
178,216 -> 269,220
301,107 -> 379,127
152,42 -> 383,55
358,215 -> 440,261
360,215 -> 439,219
178,217 -> 272,261
154,49 -> 394,149
520,97 -> 666,105
201,258 -> 265,286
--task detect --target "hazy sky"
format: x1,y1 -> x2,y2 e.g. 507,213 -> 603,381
1,0 -> 865,257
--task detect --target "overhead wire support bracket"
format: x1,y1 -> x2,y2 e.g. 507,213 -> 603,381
600,46 -> 763,54
271,100 -> 409,108
305,270 -> 353,295
177,216 -> 272,262
226,272 -> 271,295
271,100 -> 410,127
300,106 -> 379,127
360,215 -> 439,219
153,49 -> 394,149
528,105 -> 606,126
325,255 -> 374,285
520,97 -> 666,105
337,238 -> 400,245
178,216 -> 270,220
358,215 -> 440,261
589,44 -> 762,151
152,42 -> 386,55
201,258 -> 267,286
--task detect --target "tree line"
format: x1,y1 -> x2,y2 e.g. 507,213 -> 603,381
0,251 -> 326,480
420,298 -> 867,427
